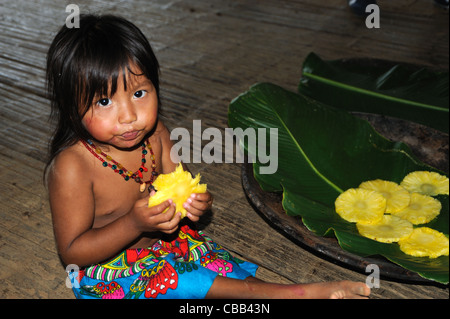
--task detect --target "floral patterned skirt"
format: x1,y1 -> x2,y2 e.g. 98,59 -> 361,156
72,224 -> 258,299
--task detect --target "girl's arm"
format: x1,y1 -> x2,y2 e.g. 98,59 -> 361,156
47,146 -> 179,267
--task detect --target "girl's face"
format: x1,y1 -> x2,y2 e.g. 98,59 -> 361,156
81,64 -> 158,149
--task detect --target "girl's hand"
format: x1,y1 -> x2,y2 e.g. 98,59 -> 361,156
128,195 -> 182,235
183,191 -> 213,222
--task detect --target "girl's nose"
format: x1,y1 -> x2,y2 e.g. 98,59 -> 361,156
118,102 -> 137,124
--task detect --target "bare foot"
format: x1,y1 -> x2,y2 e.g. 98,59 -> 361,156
206,276 -> 370,299
298,281 -> 371,299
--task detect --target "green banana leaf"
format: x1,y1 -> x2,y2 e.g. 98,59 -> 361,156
298,53 -> 449,133
228,82 -> 449,284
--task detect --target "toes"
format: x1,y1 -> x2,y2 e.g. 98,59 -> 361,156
330,282 -> 371,299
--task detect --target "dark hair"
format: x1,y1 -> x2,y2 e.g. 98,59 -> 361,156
45,14 -> 160,172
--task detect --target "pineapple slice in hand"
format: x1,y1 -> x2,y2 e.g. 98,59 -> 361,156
148,163 -> 207,218
398,227 -> 449,258
359,179 -> 410,214
392,193 -> 441,225
356,215 -> 413,243
335,188 -> 386,224
401,171 -> 449,196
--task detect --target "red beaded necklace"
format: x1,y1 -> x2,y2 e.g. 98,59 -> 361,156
81,139 -> 158,193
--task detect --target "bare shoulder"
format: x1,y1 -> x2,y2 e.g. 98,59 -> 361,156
150,119 -> 178,173
148,119 -> 174,153
47,141 -> 96,239
47,141 -> 94,200
152,118 -> 171,139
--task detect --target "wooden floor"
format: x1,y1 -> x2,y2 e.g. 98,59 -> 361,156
0,0 -> 448,299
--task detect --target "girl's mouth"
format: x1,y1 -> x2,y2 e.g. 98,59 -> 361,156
121,130 -> 140,140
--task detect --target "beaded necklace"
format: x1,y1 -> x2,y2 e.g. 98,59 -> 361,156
81,139 -> 158,193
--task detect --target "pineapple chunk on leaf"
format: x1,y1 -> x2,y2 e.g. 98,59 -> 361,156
398,227 -> 449,258
356,215 -> 413,243
335,188 -> 386,224
401,171 -> 449,196
148,163 -> 207,218
359,179 -> 410,214
391,193 -> 441,225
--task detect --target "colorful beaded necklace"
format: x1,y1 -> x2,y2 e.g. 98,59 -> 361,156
81,139 -> 158,193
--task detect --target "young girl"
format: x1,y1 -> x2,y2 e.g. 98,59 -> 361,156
45,14 -> 370,299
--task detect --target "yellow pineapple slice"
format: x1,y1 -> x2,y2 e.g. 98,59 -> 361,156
400,171 -> 449,196
356,215 -> 413,243
391,193 -> 441,225
148,163 -> 207,218
359,179 -> 410,214
335,188 -> 386,224
398,227 -> 449,258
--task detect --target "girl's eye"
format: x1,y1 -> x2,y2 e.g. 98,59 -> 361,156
97,98 -> 112,107
133,90 -> 147,99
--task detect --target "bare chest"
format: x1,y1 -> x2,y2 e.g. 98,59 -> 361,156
90,163 -> 157,228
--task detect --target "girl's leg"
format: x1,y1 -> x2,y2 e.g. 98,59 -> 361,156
205,276 -> 371,299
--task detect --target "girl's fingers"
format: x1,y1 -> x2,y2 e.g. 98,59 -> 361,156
147,200 -> 177,226
188,193 -> 213,210
191,192 -> 213,203
184,199 -> 207,212
160,210 -> 182,234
